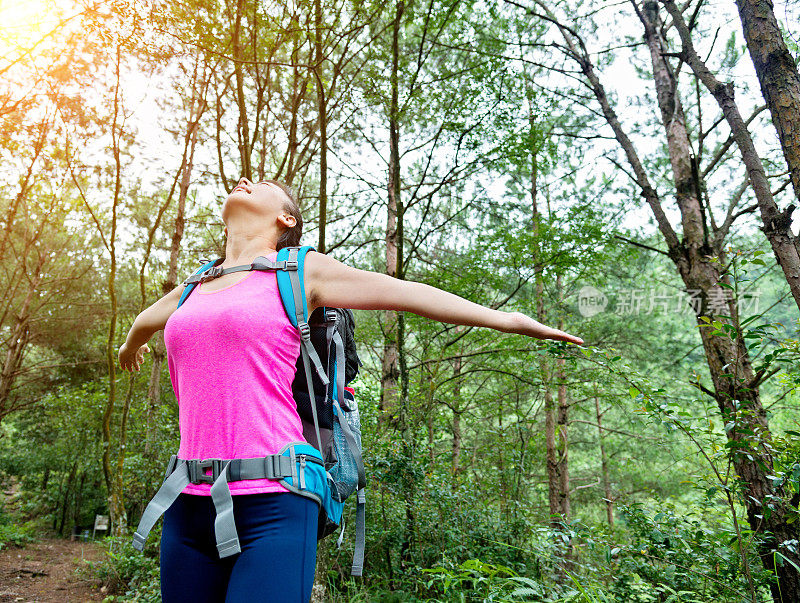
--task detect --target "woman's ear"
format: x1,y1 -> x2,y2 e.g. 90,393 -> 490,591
277,213 -> 297,228
223,226 -> 228,237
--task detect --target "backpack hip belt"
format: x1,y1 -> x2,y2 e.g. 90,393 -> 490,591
132,443 -> 328,558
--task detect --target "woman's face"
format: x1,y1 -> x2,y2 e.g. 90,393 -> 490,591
221,177 -> 289,225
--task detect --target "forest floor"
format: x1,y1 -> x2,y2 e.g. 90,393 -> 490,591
0,538 -> 105,602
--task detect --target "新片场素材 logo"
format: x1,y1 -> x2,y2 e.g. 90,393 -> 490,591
577,286 -> 607,317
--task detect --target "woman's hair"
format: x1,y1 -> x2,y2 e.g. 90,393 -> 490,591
263,179 -> 303,250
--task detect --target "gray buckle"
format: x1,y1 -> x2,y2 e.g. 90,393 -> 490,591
325,309 -> 338,323
200,265 -> 223,283
285,258 -> 298,271
263,455 -> 281,479
298,322 -> 311,341
188,459 -> 223,484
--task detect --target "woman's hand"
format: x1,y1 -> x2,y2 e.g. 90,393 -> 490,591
503,312 -> 584,345
119,343 -> 151,372
117,284 -> 183,372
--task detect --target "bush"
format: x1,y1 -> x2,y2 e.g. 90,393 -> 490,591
423,558 -> 549,602
612,503 -> 774,602
0,521 -> 36,549
86,534 -> 161,602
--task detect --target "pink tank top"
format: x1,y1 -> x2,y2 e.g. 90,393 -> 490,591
163,251 -> 304,496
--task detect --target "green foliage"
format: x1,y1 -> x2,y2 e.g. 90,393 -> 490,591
423,558 -> 548,602
612,503 -> 773,602
0,522 -> 36,550
87,535 -> 160,602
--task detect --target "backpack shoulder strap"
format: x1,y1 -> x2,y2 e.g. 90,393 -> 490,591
275,245 -> 315,327
276,245 -> 329,453
177,258 -> 223,308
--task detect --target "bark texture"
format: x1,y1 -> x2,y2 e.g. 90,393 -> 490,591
380,0 -> 405,424
106,43 -> 123,535
661,0 -> 800,314
594,389 -> 613,526
314,0 -> 329,253
735,0 -> 800,205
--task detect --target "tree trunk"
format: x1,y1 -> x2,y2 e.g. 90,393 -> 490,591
380,0 -> 405,425
232,0 -> 251,180
314,0 -> 328,253
536,1 -> 799,595
556,274 -> 569,520
735,0 -> 800,205
660,0 -> 800,315
73,471 -> 86,530
451,356 -> 463,480
103,43 -> 123,531
594,386 -> 613,526
555,385 -> 569,518
544,383 -> 560,516
280,23 -> 310,187
58,462 -> 77,537
144,335 -> 164,461
527,108 -> 568,524
111,380 -> 134,536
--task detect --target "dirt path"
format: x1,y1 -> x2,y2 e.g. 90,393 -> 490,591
0,538 -> 105,602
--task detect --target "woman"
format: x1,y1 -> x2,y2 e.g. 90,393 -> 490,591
119,177 -> 583,602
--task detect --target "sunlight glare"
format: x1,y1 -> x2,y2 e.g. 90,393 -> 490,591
0,0 -> 70,58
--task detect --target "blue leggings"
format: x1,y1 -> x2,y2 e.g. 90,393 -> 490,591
160,492 -> 319,602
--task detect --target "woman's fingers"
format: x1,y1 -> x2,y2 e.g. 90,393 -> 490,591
117,343 -> 151,372
539,324 -> 584,345
133,344 -> 150,368
509,313 -> 584,345
550,329 -> 584,345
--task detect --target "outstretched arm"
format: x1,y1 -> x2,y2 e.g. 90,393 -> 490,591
305,252 -> 583,345
118,285 -> 184,371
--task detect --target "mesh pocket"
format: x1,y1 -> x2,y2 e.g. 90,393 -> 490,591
329,405 -> 362,502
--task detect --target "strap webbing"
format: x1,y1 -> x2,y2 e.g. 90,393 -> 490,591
332,330 -> 346,405
325,315 -> 337,404
299,344 -> 323,454
210,461 -> 240,557
182,256 -> 290,285
287,247 -> 326,454
131,454 -> 323,556
178,259 -> 220,308
132,460 -> 190,551
352,489 -> 366,576
286,248 -> 329,386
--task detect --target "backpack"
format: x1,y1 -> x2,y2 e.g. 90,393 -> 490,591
132,246 -> 367,576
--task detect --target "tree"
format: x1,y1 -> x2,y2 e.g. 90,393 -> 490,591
658,0 -> 800,315
735,0 -> 800,206
504,0 -> 799,597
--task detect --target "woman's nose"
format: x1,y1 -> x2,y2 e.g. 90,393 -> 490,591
238,177 -> 251,186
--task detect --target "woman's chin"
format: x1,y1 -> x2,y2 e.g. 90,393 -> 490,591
222,193 -> 254,218
221,200 -> 272,228
225,190 -> 252,204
